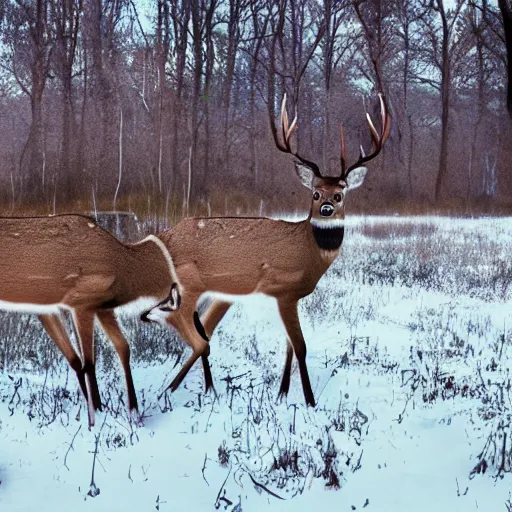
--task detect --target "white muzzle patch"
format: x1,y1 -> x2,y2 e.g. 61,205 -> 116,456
310,218 -> 345,228
145,307 -> 172,325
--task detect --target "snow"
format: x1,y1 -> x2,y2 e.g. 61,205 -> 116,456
1,215 -> 512,511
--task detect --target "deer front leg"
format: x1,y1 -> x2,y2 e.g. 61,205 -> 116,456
200,300 -> 232,339
96,310 -> 138,412
277,299 -> 316,407
38,313 -> 88,402
146,291 -> 215,393
73,309 -> 101,427
146,290 -> 211,393
167,307 -> 211,392
197,300 -> 232,392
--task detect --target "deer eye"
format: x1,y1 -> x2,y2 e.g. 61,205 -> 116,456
333,193 -> 342,203
313,191 -> 320,201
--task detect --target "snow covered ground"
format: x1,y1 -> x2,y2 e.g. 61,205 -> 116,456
1,215 -> 512,511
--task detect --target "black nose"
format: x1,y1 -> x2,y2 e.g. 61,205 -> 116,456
320,202 -> 334,217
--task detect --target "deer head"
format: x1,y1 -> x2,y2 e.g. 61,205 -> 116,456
140,283 -> 181,324
271,94 -> 391,228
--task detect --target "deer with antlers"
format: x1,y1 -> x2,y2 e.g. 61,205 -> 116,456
0,214 -> 181,426
145,94 -> 390,407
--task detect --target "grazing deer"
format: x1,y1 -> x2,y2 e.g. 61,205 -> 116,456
0,214 -> 181,426
145,94 -> 390,407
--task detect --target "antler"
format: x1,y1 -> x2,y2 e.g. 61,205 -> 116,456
340,93 -> 391,180
270,94 -> 322,177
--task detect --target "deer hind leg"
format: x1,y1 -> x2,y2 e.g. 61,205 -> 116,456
277,299 -> 316,407
167,297 -> 211,393
196,300 -> 232,392
73,309 -> 101,426
38,313 -> 88,401
192,311 -> 214,393
96,310 -> 138,412
278,342 -> 294,399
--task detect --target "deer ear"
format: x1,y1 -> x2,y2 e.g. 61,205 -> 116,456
294,163 -> 315,189
345,167 -> 368,190
169,283 -> 181,310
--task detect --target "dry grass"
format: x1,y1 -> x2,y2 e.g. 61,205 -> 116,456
3,189 -> 512,225
0,189 -> 297,231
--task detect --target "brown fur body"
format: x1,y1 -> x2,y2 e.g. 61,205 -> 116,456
0,215 -> 171,308
0,214 -> 177,425
159,217 -> 338,300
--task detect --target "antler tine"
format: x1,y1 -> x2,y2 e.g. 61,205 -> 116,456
281,95 -> 290,149
272,94 -> 322,176
342,94 -> 391,178
366,112 -> 379,149
287,115 -> 298,145
379,93 -> 391,144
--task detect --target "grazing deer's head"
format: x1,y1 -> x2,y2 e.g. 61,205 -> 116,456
140,283 -> 181,324
271,94 -> 391,234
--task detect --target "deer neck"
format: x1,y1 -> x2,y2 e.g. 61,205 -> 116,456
308,215 -> 345,252
128,236 -> 177,295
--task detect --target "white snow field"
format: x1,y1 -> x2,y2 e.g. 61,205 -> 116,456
1,215 -> 512,511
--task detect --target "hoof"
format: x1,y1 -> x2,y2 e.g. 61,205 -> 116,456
277,391 -> 288,404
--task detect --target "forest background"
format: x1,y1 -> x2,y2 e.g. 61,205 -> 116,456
0,0 -> 511,218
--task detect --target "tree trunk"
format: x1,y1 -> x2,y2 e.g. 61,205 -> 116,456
249,65 -> 258,189
249,4 -> 268,189
435,0 -> 451,201
28,83 -> 45,191
22,0 -> 50,201
436,75 -> 450,201
61,72 -> 74,202
498,0 -> 512,117
190,0 -> 203,201
77,39 -> 88,185
156,0 -> 170,194
203,1 -> 216,194
402,8 -> 414,197
83,0 -> 104,185
50,0 -> 81,204
171,1 -> 191,196
467,5 -> 486,205
407,114 -> 414,197
222,0 -> 239,161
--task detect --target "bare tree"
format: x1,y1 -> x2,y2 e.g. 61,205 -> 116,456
466,2 -> 488,202
49,0 -> 82,202
188,0 -> 219,199
82,0 -> 126,192
169,0 -> 191,195
245,1 -> 270,187
156,0 -> 170,193
4,0 -> 53,199
220,0 -> 248,164
352,0 -> 394,93
202,0 -> 218,192
415,0 -> 468,200
498,0 -> 512,116
266,0 -> 325,164
393,0 -> 428,196
319,0 -> 353,170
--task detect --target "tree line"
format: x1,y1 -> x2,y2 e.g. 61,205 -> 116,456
0,0 -> 511,216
